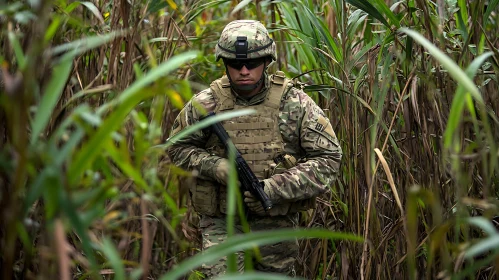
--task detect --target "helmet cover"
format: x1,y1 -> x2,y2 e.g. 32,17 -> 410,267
215,20 -> 277,61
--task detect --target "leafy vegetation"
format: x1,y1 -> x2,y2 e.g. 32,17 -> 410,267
1,0 -> 498,279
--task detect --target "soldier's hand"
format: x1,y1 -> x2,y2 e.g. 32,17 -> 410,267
244,180 -> 280,216
214,158 -> 229,184
244,191 -> 266,216
244,191 -> 289,216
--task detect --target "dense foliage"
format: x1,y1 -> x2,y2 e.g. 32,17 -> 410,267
1,0 -> 498,279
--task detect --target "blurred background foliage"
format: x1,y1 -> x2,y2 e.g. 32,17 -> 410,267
0,0 -> 498,279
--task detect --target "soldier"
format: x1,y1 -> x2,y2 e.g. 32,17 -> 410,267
167,20 -> 342,278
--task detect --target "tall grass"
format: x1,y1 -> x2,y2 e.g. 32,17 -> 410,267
272,0 -> 499,279
1,0 -> 498,279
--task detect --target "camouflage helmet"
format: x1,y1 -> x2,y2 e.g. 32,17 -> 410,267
215,20 -> 277,61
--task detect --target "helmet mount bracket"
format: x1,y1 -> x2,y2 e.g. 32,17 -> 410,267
235,36 -> 248,59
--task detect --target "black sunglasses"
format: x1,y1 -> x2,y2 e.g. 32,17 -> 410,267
223,58 -> 266,70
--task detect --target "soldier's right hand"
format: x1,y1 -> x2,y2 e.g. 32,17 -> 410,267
214,158 -> 230,184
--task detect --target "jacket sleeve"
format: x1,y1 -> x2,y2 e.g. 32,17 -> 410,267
166,90 -> 224,181
267,89 -> 342,203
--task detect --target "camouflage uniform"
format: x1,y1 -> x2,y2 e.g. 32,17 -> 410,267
167,20 -> 342,278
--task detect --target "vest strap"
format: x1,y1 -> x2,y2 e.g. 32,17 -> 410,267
221,76 -> 231,88
225,122 -> 273,130
242,153 -> 274,161
250,165 -> 267,173
264,72 -> 290,109
232,135 -> 272,144
211,76 -> 234,111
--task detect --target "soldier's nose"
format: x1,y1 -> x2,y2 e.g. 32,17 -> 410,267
240,65 -> 250,74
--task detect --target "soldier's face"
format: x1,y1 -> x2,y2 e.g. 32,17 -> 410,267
225,58 -> 268,96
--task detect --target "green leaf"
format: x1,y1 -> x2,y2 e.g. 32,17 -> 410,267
159,229 -> 362,280
42,167 -> 62,220
442,52 -> 493,147
103,139 -> 152,192
215,272 -> 305,280
8,31 -> 26,69
399,28 -> 484,104
464,236 -> 499,259
44,16 -> 61,43
346,0 -> 391,28
466,216 -> 498,236
303,84 -> 375,116
184,0 -> 231,23
370,0 -> 400,28
158,109 -> 256,150
23,168 -> 48,216
483,0 -> 499,26
100,238 -> 126,280
48,31 -> 125,59
231,0 -> 252,15
67,51 -> 199,186
79,1 -> 104,24
30,56 -> 73,145
59,190 -> 101,279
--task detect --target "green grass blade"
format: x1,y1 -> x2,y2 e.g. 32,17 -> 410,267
466,216 -> 498,236
59,188 -> 102,279
103,139 -> 152,192
100,238 -> 126,280
399,28 -> 484,104
215,272 -> 305,280
8,31 -> 26,69
68,52 -> 198,186
79,1 -> 104,24
370,0 -> 400,28
346,0 -> 390,28
30,56 -> 73,145
44,16 -> 61,43
159,109 -> 256,149
231,0 -> 252,15
464,236 -> 499,259
159,229 -> 362,280
484,0 -> 499,26
99,51 -> 199,113
442,52 -> 493,147
47,31 -> 125,59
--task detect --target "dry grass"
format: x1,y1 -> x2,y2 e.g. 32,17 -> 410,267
1,0 -> 498,279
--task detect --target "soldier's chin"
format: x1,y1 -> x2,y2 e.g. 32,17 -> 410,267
235,84 -> 257,92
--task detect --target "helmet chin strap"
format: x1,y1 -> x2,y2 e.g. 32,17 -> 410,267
224,64 -> 267,94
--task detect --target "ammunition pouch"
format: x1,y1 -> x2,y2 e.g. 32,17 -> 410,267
191,153 -> 317,216
190,180 -> 219,216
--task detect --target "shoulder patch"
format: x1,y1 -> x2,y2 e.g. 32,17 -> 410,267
317,115 -> 336,138
171,119 -> 181,136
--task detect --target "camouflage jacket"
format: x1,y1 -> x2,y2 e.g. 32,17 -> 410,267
167,75 -> 342,203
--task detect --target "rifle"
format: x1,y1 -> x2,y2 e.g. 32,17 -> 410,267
204,112 -> 273,211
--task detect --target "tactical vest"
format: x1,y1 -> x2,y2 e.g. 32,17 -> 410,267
190,72 -> 317,216
190,72 -> 288,215
207,71 -> 290,179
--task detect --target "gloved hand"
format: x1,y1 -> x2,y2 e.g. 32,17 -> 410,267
213,158 -> 229,185
244,179 -> 284,216
244,191 -> 266,215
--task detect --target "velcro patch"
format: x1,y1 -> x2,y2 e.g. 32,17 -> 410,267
171,119 -> 182,136
317,115 -> 336,138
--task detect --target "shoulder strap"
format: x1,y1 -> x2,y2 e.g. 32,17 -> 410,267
265,71 -> 292,109
210,75 -> 234,111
